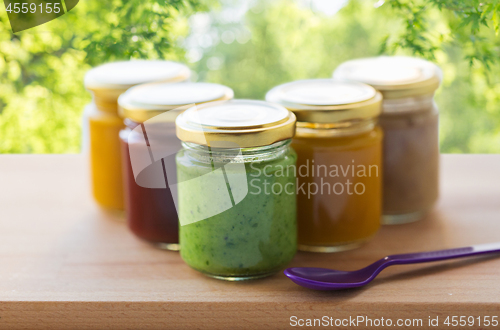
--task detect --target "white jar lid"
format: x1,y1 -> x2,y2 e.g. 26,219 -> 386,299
333,56 -> 442,99
119,82 -> 234,122
85,60 -> 190,90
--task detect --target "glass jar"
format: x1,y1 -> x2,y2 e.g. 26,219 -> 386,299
334,56 -> 441,224
118,82 -> 234,250
266,79 -> 383,252
175,100 -> 297,280
84,60 -> 190,211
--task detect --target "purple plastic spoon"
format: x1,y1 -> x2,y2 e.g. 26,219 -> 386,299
284,243 -> 500,290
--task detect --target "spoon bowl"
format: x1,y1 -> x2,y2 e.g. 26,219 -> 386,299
285,267 -> 370,290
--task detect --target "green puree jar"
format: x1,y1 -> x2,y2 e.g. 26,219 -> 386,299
175,100 -> 298,281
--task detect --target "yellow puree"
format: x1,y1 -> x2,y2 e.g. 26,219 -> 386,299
292,127 -> 383,248
89,106 -> 124,210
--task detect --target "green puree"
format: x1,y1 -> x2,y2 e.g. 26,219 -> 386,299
176,146 -> 297,278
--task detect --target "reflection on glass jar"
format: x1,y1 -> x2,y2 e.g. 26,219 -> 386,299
84,60 -> 190,211
267,79 -> 383,252
334,56 -> 441,224
118,82 -> 234,250
175,100 -> 297,280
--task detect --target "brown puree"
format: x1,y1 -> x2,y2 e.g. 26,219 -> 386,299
333,56 -> 442,224
379,105 -> 439,215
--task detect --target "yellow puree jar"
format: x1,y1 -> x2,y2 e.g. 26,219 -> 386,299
266,79 -> 383,252
84,60 -> 190,210
334,56 -> 442,224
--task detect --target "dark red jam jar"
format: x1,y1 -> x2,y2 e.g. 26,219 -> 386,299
118,82 -> 234,250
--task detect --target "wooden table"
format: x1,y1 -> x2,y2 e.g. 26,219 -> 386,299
0,155 -> 499,329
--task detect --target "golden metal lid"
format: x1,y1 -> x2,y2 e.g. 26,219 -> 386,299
265,79 -> 382,124
118,82 -> 234,123
176,99 -> 296,148
333,56 -> 442,99
84,60 -> 191,113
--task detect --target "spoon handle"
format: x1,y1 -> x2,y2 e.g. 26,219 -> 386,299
386,242 -> 500,264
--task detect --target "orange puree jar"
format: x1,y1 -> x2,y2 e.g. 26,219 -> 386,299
266,79 -> 383,252
84,60 -> 190,211
334,56 -> 442,224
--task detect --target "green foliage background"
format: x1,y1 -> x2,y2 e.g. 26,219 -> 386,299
0,0 -> 203,152
1,0 -> 499,153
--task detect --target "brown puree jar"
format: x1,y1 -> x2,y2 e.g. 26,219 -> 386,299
334,56 -> 442,224
118,82 -> 234,250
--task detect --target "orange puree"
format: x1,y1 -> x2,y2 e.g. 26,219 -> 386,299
292,127 -> 383,251
266,79 -> 383,251
88,106 -> 125,210
84,60 -> 191,211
